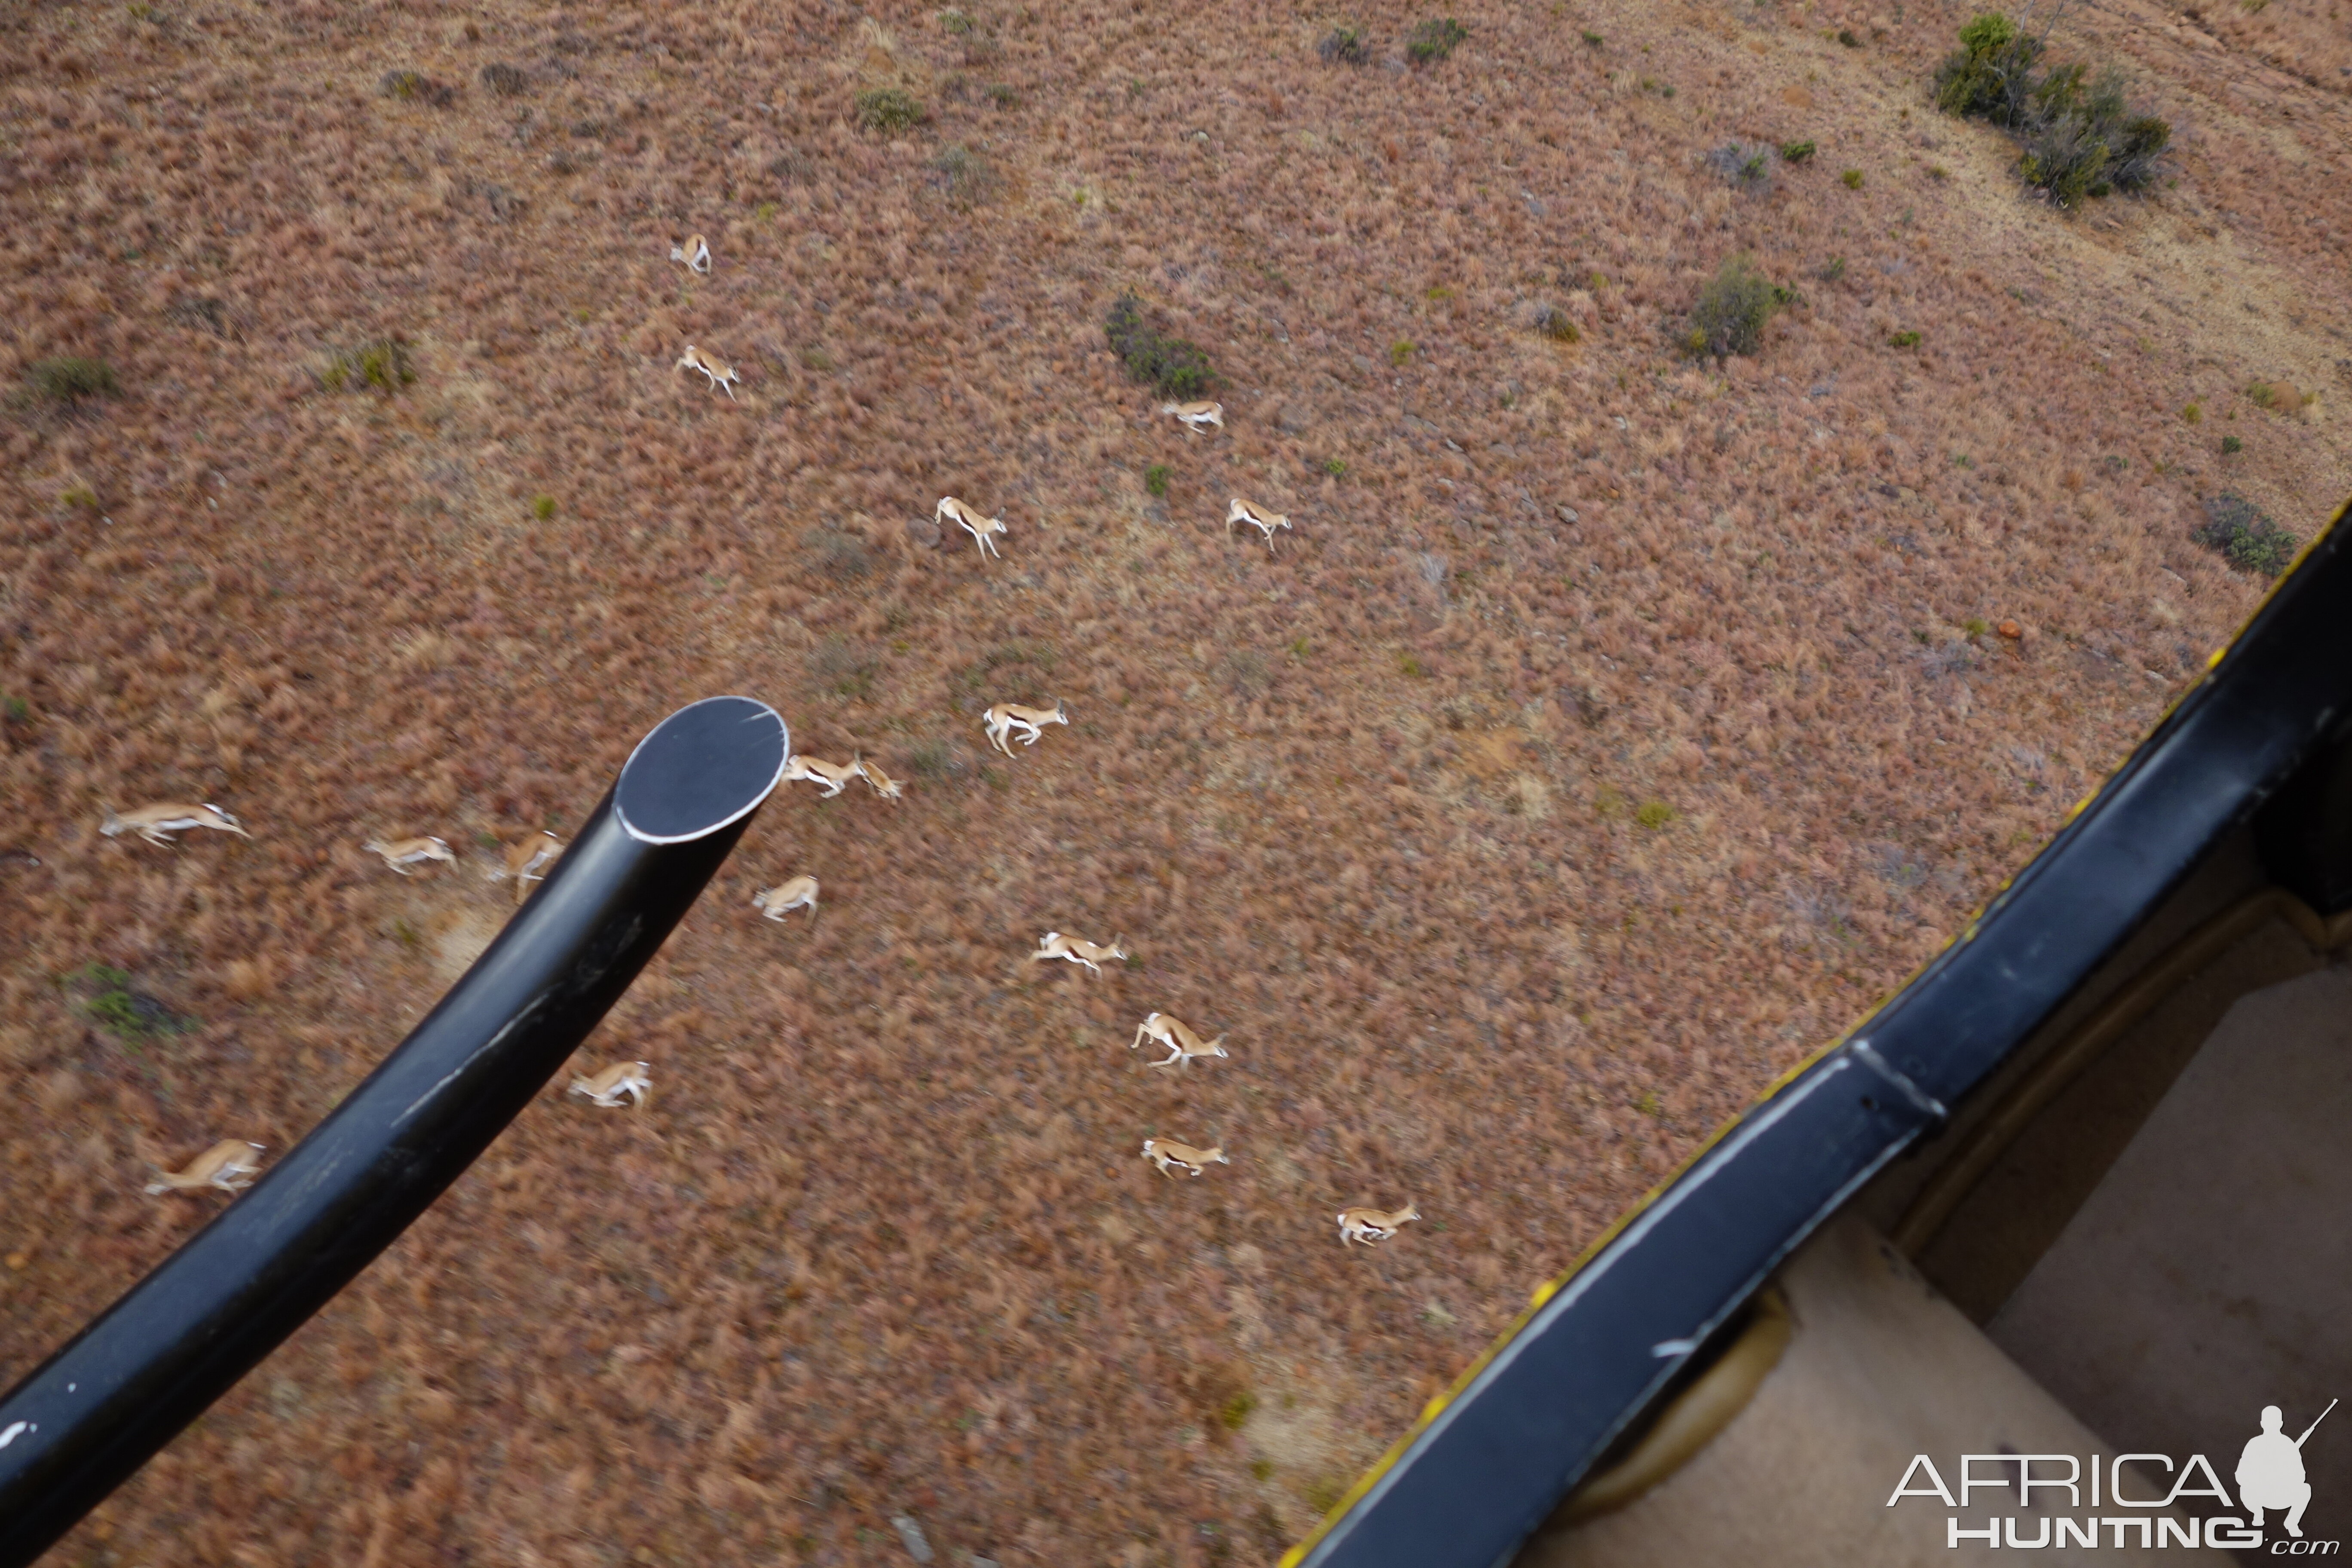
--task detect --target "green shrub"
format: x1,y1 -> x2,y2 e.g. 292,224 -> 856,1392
322,338 -> 415,392
854,88 -> 922,135
2246,381 -> 2279,409
1706,139 -> 1776,191
1407,16 -> 1469,62
1104,293 -> 1219,398
2222,435 -> 2243,454
1934,14 -> 2169,207
61,963 -> 193,1042
1319,25 -> 1369,63
1841,168 -> 1865,188
1580,29 -> 1604,46
1144,463 -> 1171,497
1635,799 -> 1675,830
2194,493 -> 2298,577
533,494 -> 557,520
1219,1391 -> 1259,1430
2182,402 -> 2201,424
24,356 -> 119,407
1390,339 -> 1416,366
1531,303 -> 1580,342
1780,138 -> 1817,162
1323,456 -> 1348,476
1687,254 -> 1786,358
1889,329 -> 1922,347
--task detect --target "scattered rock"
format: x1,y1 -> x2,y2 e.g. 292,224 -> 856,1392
1997,619 -> 2023,640
1277,404 -> 1312,435
906,512 -> 945,551
890,1515 -> 936,1563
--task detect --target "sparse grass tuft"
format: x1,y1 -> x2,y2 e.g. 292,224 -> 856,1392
1841,168 -> 1865,189
2193,493 -> 2298,577
1318,25 -> 1369,64
1407,16 -> 1469,63
1218,1391 -> 1258,1430
1323,456 -> 1349,476
533,494 -> 557,520
1398,652 -> 1428,677
1635,799 -> 1675,830
60,484 -> 98,511
1390,339 -> 1416,366
2182,402 -> 2201,424
1780,139 -> 1817,163
854,88 -> 923,136
321,338 -> 415,393
907,740 -> 957,780
1144,464 -> 1172,497
23,357 -> 119,408
2246,381 -> 2278,409
930,143 -> 998,205
986,82 -> 1020,107
1581,29 -> 1605,46
378,68 -> 456,107
479,62 -> 529,97
1686,254 -> 1786,358
1706,139 -> 1776,191
1530,302 -> 1580,342
2221,435 -> 2243,454
811,637 -> 881,698
1889,329 -> 1922,348
1105,294 -> 1219,399
937,6 -> 973,32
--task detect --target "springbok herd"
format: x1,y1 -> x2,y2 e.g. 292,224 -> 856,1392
104,276 -> 1409,1242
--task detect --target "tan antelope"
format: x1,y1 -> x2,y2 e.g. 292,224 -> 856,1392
856,756 -> 904,801
488,832 -> 564,903
1132,1011 -> 1228,1071
1161,400 -> 1225,434
1338,1201 -> 1421,1246
100,802 -> 251,847
784,754 -> 861,799
144,1139 -> 265,1196
362,835 -> 455,875
936,496 -> 1007,559
1029,931 -> 1127,975
669,233 -> 712,274
753,875 -> 819,922
982,698 -> 1069,757
677,345 -> 741,401
569,1060 -> 650,1109
1142,1137 -> 1229,1179
1225,497 -> 1292,552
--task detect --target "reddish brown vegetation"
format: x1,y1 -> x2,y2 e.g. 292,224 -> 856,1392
2,0 -> 2348,1564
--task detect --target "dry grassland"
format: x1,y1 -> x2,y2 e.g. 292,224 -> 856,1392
3,0 -> 2349,1562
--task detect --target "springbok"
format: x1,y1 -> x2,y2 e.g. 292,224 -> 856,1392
677,345 -> 741,401
1161,400 -> 1225,434
100,803 -> 251,847
1142,1137 -> 1229,1178
753,875 -> 819,922
1132,1011 -> 1228,1071
784,754 -> 861,798
982,698 -> 1069,757
488,832 -> 564,903
856,756 -> 904,801
1029,931 -> 1127,975
570,1060 -> 651,1109
936,496 -> 1007,559
1225,497 -> 1292,552
1338,1201 -> 1421,1246
670,233 -> 712,274
144,1139 -> 265,1196
363,836 -> 455,875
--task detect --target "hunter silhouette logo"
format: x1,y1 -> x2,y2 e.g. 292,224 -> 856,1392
2241,1400 -> 2334,1539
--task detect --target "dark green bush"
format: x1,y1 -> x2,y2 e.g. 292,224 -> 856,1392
1105,293 -> 1218,399
1144,464 -> 1172,497
1319,25 -> 1369,63
1780,139 -> 1817,163
1706,140 -> 1776,190
1685,255 -> 1787,358
854,88 -> 923,135
1407,17 -> 1468,62
2194,493 -> 2299,577
24,356 -> 119,407
1934,13 -> 2168,207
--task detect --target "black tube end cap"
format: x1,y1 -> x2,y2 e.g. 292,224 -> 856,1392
614,697 -> 790,844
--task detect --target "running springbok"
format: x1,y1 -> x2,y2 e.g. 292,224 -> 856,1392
1338,1201 -> 1420,1246
570,1060 -> 650,1109
144,1139 -> 265,1196
488,832 -> 564,903
856,756 -> 904,802
670,233 -> 712,274
753,875 -> 819,922
677,345 -> 741,400
1226,497 -> 1292,552
101,803 -> 251,847
982,698 -> 1069,757
784,754 -> 862,798
1161,400 -> 1225,434
936,496 -> 1007,559
1142,1137 -> 1229,1178
1029,931 -> 1126,975
363,836 -> 455,875
1133,1011 -> 1228,1071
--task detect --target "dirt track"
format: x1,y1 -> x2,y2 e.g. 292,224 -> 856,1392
3,0 -> 2349,1562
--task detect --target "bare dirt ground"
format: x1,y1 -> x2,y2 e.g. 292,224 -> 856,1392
3,0 -> 2349,1562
